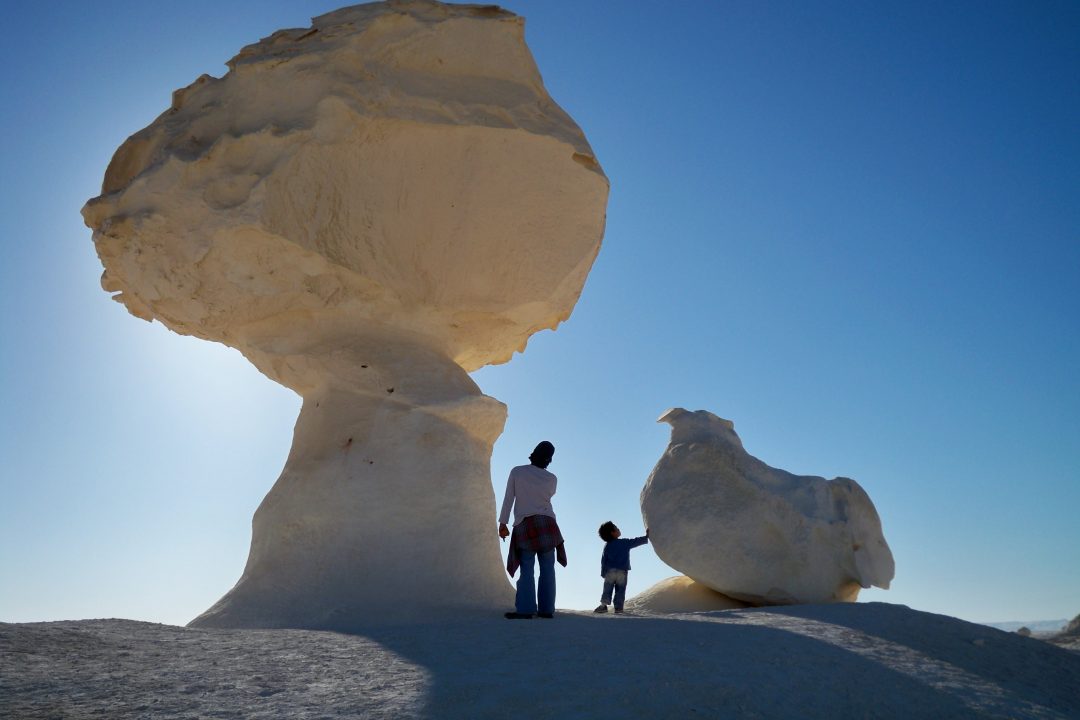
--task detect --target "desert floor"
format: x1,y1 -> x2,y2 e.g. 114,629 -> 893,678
3,602 -> 1079,719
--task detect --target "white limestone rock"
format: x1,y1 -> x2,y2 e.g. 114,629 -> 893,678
640,409 -> 894,605
625,576 -> 751,614
81,0 -> 608,628
1049,613 -> 1080,652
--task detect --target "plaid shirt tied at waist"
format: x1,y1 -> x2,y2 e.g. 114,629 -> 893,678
506,514 -> 568,577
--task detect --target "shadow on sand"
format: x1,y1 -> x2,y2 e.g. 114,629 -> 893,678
349,602 -> 1080,719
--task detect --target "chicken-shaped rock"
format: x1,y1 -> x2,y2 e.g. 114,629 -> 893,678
640,409 -> 894,605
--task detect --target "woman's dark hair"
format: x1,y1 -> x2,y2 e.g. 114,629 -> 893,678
598,521 -> 618,542
529,441 -> 555,469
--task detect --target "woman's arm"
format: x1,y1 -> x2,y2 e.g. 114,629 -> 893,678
497,469 -> 516,532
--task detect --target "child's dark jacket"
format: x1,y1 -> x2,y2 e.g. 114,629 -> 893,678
600,536 -> 649,576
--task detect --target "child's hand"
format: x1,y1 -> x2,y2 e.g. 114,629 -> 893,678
646,528 -> 650,538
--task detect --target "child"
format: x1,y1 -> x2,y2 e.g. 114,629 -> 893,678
594,521 -> 649,614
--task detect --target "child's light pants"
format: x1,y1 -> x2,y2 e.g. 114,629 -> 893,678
601,569 -> 628,610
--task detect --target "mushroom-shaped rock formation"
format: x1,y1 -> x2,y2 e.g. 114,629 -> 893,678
81,0 -> 608,628
640,409 -> 894,605
625,576 -> 751,614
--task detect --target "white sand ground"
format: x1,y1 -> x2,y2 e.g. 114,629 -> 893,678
3,603 -> 1079,719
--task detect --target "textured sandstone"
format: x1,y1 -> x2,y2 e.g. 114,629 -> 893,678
625,576 -> 751,614
640,409 -> 894,605
82,0 -> 608,627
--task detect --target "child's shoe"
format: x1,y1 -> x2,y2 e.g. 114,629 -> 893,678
613,607 -> 624,614
593,604 -> 608,613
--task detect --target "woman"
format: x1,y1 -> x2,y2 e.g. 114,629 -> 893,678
498,441 -> 567,619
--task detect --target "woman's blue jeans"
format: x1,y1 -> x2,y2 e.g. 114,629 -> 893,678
515,548 -> 556,615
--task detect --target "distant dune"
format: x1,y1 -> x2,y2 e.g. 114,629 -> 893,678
3,603 -> 1079,719
983,619 -> 1069,634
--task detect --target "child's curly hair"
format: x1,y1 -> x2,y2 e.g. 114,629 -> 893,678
598,521 -> 618,542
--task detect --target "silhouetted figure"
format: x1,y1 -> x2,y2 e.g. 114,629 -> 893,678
594,521 -> 649,614
499,441 -> 566,619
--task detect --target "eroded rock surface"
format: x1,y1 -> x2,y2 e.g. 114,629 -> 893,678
640,409 -> 894,605
82,0 -> 608,627
1049,613 -> 1080,652
625,576 -> 750,613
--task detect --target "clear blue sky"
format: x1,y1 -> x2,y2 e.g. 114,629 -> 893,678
1,1 -> 1077,626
